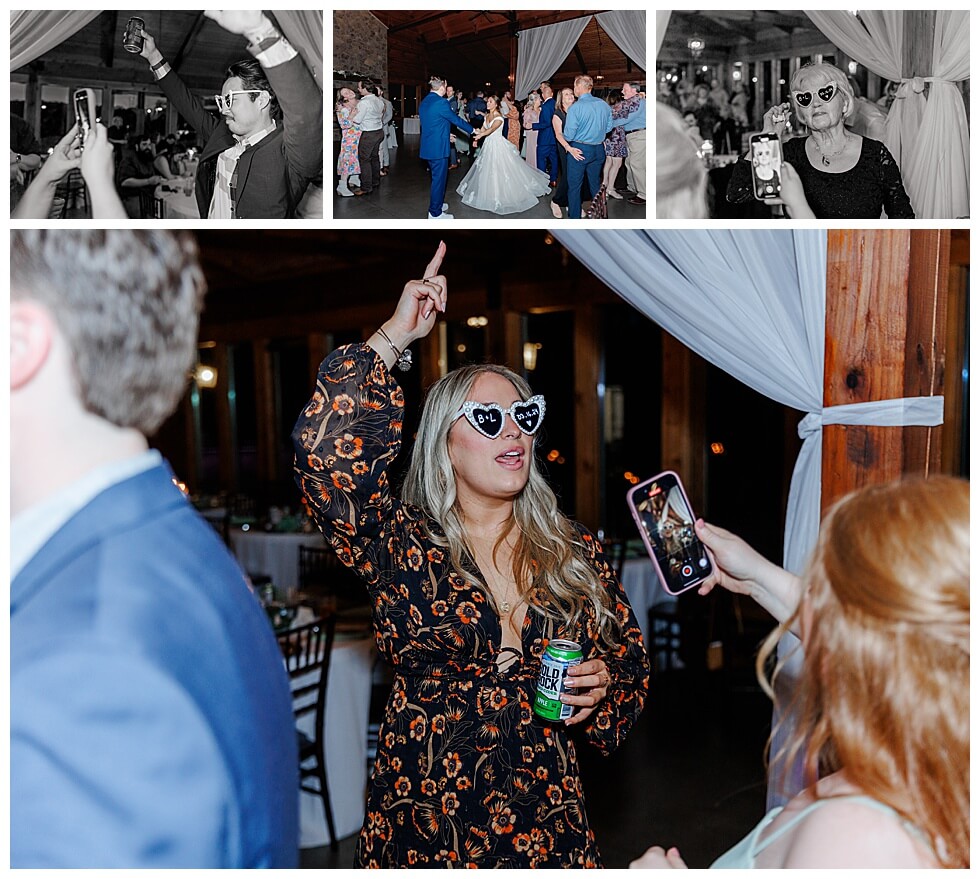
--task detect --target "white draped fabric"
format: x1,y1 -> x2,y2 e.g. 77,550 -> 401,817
594,10 -> 646,72
805,10 -> 969,219
10,10 -> 100,70
902,10 -> 970,219
804,11 -> 924,177
514,15 -> 592,100
551,229 -> 945,804
656,11 -> 671,56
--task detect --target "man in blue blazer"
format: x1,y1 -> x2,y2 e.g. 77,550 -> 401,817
419,76 -> 474,220
10,230 -> 299,867
526,81 -> 558,185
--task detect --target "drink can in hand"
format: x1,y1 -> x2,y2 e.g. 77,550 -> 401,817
123,17 -> 145,54
534,639 -> 582,721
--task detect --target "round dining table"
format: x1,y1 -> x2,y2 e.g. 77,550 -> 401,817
154,178 -> 200,219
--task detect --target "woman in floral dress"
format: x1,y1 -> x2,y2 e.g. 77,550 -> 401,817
335,87 -> 361,197
292,242 -> 649,867
603,91 -> 628,200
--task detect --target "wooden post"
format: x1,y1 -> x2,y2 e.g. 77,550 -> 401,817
252,339 -> 278,495
902,10 -> 936,79
214,342 -> 236,491
573,303 -> 601,531
822,230 -> 948,511
660,334 -> 707,512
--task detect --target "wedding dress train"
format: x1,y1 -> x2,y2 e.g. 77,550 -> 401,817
456,117 -> 551,215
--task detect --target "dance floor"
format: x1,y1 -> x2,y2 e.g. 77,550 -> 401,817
332,132 -> 649,222
301,667 -> 772,868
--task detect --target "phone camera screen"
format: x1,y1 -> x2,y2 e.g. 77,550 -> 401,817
632,474 -> 711,594
750,135 -> 781,199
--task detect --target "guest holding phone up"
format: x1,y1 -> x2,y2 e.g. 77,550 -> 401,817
727,62 -> 913,219
292,242 -> 649,867
137,10 -> 322,219
631,477 -> 968,868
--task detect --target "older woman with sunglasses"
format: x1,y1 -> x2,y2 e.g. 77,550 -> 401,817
727,62 -> 914,219
292,242 -> 649,868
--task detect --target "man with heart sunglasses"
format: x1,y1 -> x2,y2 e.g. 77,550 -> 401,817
726,61 -> 913,219
292,241 -> 649,867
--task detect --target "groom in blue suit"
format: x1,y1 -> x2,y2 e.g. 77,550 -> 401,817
10,230 -> 298,867
419,75 -> 474,220
527,81 -> 558,185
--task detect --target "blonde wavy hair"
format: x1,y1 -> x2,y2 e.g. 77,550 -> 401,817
758,476 -> 969,867
401,364 -> 620,646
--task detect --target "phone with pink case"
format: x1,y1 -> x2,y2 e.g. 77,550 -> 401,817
626,470 -> 713,595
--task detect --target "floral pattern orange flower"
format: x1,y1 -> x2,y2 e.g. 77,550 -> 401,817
291,344 -> 649,867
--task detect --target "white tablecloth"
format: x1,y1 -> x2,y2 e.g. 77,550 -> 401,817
403,116 -> 420,135
296,632 -> 376,846
154,180 -> 200,219
620,556 -> 675,645
230,530 -> 325,591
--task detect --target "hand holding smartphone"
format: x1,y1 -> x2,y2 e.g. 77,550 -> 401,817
73,88 -> 97,149
748,131 -> 782,201
626,471 -> 713,595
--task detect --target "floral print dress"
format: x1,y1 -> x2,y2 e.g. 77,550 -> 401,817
336,105 -> 361,175
292,344 -> 650,868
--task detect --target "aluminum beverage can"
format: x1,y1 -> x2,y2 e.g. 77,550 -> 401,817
123,17 -> 145,54
534,639 -> 583,721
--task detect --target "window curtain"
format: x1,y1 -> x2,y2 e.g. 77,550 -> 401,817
656,11 -> 671,57
514,15 -> 592,100
594,10 -> 646,72
10,10 -> 101,71
550,228 -> 945,804
803,12 -> 925,183
273,10 -> 323,93
902,10 -> 969,219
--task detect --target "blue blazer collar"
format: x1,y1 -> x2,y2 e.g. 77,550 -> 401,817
11,462 -> 188,615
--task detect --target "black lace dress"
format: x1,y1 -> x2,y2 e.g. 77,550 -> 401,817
727,135 -> 915,219
292,344 -> 650,867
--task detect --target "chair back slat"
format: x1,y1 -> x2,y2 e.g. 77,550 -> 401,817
276,616 -> 337,724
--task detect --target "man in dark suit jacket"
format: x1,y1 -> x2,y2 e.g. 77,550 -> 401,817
419,76 -> 473,220
527,81 -> 558,185
139,11 -> 321,219
10,230 -> 298,867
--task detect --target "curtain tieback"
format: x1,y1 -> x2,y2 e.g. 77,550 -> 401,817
797,395 -> 944,440
894,76 -> 940,99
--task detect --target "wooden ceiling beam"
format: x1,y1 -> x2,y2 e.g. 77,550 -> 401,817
99,12 -> 117,69
171,13 -> 209,75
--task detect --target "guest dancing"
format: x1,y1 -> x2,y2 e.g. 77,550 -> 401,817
562,75 -> 613,221
727,62 -> 914,219
456,95 -> 551,215
550,87 -> 585,219
418,77 -> 473,220
602,91 -> 627,200
632,477 -> 968,868
293,243 -> 649,867
522,92 -> 542,169
335,87 -> 361,197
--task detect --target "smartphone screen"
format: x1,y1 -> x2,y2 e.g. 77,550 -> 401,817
627,471 -> 713,595
749,132 -> 782,200
73,89 -> 93,141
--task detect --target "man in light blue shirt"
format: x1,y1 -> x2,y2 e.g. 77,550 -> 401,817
612,81 -> 646,205
561,75 -> 613,219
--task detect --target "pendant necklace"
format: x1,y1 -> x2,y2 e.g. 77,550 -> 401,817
814,135 -> 847,167
500,600 -> 512,614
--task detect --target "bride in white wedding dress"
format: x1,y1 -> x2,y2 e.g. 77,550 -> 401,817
456,95 -> 552,215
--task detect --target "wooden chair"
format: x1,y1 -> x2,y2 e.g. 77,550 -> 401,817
277,616 -> 339,850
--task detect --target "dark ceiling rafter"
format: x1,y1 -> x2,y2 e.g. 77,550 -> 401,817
172,12 -> 208,74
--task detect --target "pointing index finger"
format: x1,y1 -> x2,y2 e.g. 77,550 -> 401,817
422,240 -> 446,280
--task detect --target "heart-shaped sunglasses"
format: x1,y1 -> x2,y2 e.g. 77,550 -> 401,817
453,395 -> 546,439
792,82 -> 839,107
